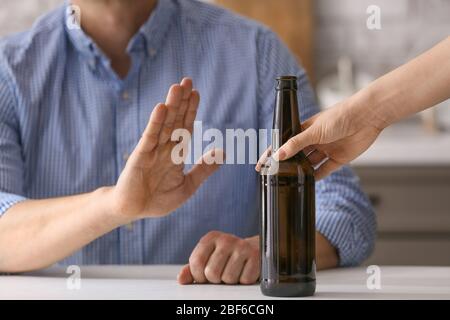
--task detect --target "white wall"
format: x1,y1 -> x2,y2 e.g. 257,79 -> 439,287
315,0 -> 450,79
0,0 -> 62,36
1,0 -> 449,80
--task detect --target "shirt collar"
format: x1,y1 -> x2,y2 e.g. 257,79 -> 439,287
137,0 -> 176,57
65,0 -> 176,64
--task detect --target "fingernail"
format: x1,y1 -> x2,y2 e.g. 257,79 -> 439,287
272,152 -> 280,162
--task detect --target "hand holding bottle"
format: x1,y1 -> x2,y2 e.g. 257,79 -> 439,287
257,37 -> 450,180
267,98 -> 383,180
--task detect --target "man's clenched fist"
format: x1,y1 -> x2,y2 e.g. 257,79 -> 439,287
178,231 -> 260,285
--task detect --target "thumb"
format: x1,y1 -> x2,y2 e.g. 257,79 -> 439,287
274,128 -> 316,161
177,264 -> 194,285
184,148 -> 224,196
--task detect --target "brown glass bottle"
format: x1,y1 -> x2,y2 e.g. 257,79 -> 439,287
260,76 -> 316,297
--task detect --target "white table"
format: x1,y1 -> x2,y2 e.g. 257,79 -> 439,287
1,265 -> 450,300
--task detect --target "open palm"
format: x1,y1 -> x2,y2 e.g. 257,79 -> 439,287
112,78 -> 223,220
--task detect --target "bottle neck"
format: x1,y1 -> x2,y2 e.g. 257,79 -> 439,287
273,88 -> 301,147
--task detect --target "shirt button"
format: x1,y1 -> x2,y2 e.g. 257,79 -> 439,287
121,91 -> 130,101
149,48 -> 157,57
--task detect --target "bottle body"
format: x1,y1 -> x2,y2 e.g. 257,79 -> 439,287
260,76 -> 316,297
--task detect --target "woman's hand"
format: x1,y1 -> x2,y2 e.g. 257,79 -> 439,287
257,99 -> 383,180
257,37 -> 450,180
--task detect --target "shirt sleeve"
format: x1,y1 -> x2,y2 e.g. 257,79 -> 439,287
0,60 -> 27,216
256,28 -> 376,266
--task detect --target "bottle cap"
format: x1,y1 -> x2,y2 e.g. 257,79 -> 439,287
276,76 -> 298,90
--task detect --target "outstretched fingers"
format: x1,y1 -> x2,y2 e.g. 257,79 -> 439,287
129,78 -> 201,172
174,78 -> 193,130
159,84 -> 184,145
134,103 -> 167,156
184,90 -> 200,134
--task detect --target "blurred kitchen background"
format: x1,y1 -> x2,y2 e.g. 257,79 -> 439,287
1,0 -> 449,266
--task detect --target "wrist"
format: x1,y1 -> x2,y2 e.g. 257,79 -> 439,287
93,186 -> 134,227
340,85 -> 385,134
352,83 -> 395,131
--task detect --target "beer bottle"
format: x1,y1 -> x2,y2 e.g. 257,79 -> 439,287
260,76 -> 316,297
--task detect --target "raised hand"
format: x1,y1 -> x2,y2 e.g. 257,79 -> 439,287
112,78 -> 224,220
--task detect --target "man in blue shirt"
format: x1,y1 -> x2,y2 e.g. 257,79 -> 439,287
0,0 -> 376,284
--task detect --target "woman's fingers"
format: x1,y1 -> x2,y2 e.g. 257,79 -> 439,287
307,149 -> 328,167
159,84 -> 184,145
314,158 -> 342,180
255,146 -> 272,172
274,127 -> 316,161
303,145 -> 316,156
256,127 -> 318,172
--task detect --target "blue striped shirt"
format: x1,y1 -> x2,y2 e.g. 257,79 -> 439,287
0,0 -> 375,266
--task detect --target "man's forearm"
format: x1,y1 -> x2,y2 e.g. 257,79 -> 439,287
0,187 -> 127,273
0,191 -> 338,275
